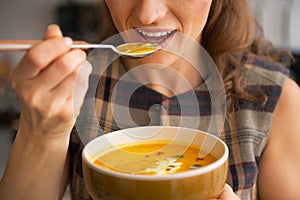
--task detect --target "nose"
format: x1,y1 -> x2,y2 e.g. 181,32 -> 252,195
135,0 -> 168,25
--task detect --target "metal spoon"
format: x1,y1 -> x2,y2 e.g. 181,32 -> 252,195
0,40 -> 161,58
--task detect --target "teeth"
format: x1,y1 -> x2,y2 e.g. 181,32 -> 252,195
138,30 -> 172,37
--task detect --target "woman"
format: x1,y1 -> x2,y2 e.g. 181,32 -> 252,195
1,0 -> 300,199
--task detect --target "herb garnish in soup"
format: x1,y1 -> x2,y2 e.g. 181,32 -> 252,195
93,141 -> 217,175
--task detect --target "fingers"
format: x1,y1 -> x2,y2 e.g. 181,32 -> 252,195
72,61 -> 93,117
44,24 -> 63,39
46,61 -> 92,120
16,60 -> 91,135
34,49 -> 86,92
9,24 -> 86,116
13,37 -> 73,80
13,46 -> 88,111
222,184 -> 234,195
10,24 -> 71,82
8,24 -> 91,138
218,184 -> 240,200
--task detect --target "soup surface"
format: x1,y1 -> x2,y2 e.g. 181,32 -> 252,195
116,43 -> 160,55
93,140 -> 217,175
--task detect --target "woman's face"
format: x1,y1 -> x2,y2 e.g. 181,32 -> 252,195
104,0 -> 212,68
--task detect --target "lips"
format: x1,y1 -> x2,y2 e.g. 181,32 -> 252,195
136,28 -> 176,48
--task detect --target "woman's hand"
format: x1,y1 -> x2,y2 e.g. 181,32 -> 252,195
211,184 -> 240,200
9,24 -> 92,139
0,24 -> 92,200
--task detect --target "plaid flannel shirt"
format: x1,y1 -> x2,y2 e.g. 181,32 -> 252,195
69,50 -> 289,200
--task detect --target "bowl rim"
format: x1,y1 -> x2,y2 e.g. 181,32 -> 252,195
82,126 -> 228,181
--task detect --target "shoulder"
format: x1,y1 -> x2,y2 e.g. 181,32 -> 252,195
277,78 -> 300,107
258,78 -> 300,199
272,78 -> 300,130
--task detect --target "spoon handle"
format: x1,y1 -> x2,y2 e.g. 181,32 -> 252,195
0,40 -> 160,58
0,40 -> 106,51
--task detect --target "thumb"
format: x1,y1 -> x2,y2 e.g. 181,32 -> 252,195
43,24 -> 63,40
218,184 -> 240,200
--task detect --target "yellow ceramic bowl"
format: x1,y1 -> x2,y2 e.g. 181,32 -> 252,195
82,126 -> 228,200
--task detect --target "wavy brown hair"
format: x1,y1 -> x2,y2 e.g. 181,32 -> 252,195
202,0 -> 293,112
97,0 -> 292,112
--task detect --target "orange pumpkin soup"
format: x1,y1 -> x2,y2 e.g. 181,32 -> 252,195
93,140 -> 217,175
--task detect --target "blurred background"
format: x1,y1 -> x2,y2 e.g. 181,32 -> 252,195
0,0 -> 299,198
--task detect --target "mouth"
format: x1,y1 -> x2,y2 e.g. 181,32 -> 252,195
136,28 -> 176,48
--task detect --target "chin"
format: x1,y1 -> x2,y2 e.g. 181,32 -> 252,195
138,50 -> 180,68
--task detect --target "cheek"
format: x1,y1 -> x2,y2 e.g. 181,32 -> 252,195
192,0 -> 212,21
104,1 -> 128,31
191,0 -> 211,17
188,0 -> 212,37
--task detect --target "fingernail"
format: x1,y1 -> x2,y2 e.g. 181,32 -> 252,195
64,37 -> 73,46
47,24 -> 59,30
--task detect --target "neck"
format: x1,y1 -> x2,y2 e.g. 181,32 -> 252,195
122,57 -> 203,97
